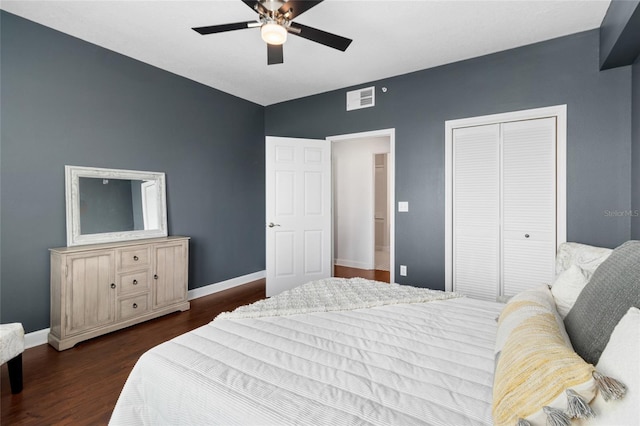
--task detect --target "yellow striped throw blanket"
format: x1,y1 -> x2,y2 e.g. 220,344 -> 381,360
492,285 -> 626,426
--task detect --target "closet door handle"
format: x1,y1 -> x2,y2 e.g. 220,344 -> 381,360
154,274 -> 158,280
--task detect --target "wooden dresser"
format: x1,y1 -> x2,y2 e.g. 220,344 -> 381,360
48,236 -> 190,350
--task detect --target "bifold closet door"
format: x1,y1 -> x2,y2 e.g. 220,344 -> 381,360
452,124 -> 500,301
452,118 -> 557,301
501,117 -> 556,297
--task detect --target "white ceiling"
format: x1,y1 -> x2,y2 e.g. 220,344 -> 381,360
1,0 -> 611,106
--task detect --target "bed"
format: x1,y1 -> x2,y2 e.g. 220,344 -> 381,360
110,241 -> 639,426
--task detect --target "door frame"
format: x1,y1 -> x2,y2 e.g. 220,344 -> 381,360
327,128 -> 396,284
444,105 -> 567,292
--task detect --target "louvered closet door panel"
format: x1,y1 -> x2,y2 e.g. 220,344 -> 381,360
502,117 -> 556,297
453,124 -> 500,301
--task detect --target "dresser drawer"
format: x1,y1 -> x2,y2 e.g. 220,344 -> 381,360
117,246 -> 151,271
118,271 -> 150,295
118,294 -> 150,321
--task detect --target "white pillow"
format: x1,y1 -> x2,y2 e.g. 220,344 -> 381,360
550,264 -> 591,318
582,307 -> 640,426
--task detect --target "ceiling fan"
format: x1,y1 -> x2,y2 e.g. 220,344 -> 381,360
192,0 -> 352,65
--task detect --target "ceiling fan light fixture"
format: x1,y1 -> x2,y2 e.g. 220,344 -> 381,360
261,22 -> 287,45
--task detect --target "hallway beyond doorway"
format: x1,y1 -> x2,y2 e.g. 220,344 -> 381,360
334,264 -> 390,283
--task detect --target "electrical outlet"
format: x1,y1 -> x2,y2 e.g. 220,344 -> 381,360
400,265 -> 407,276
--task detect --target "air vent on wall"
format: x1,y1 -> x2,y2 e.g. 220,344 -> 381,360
346,86 -> 375,111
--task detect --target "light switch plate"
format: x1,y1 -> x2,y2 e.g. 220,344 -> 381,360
400,265 -> 407,276
398,201 -> 409,212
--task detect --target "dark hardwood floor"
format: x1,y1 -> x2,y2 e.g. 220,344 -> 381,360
334,265 -> 390,283
0,280 -> 265,425
1,266 -> 386,425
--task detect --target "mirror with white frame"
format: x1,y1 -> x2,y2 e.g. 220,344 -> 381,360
65,165 -> 168,246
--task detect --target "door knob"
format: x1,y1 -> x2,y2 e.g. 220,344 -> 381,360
268,222 -> 281,228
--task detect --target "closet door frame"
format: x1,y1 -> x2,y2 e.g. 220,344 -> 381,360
444,105 -> 567,293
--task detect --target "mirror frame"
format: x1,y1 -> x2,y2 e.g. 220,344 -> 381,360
65,165 -> 168,246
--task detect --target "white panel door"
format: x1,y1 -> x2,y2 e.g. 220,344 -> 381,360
266,137 -> 331,297
501,117 -> 557,296
452,124 -> 501,301
141,181 -> 158,230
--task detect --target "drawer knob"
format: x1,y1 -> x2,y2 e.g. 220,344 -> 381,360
133,255 -> 139,261
154,274 -> 158,280
133,303 -> 138,309
110,283 -> 116,289
525,234 -> 530,238
133,279 -> 138,285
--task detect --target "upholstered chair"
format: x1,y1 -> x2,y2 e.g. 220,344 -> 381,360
0,323 -> 25,394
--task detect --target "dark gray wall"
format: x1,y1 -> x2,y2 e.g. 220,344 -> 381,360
600,0 -> 640,239
600,0 -> 640,70
266,30 -> 633,290
633,56 -> 640,240
131,180 -> 144,231
0,11 -> 266,332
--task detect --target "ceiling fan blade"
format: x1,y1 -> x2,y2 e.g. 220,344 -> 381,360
241,0 -> 268,16
289,23 -> 352,51
192,21 -> 257,35
278,1 -> 323,20
267,44 -> 284,65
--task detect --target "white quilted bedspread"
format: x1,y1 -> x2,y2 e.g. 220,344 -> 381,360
218,277 -> 463,320
110,280 -> 502,426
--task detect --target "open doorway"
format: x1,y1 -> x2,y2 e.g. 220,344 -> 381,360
329,129 -> 395,283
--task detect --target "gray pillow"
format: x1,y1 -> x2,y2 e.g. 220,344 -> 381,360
564,240 -> 640,365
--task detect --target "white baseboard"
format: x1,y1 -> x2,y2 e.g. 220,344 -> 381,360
25,328 -> 50,349
334,258 -> 373,270
24,270 -> 266,349
187,270 -> 266,300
